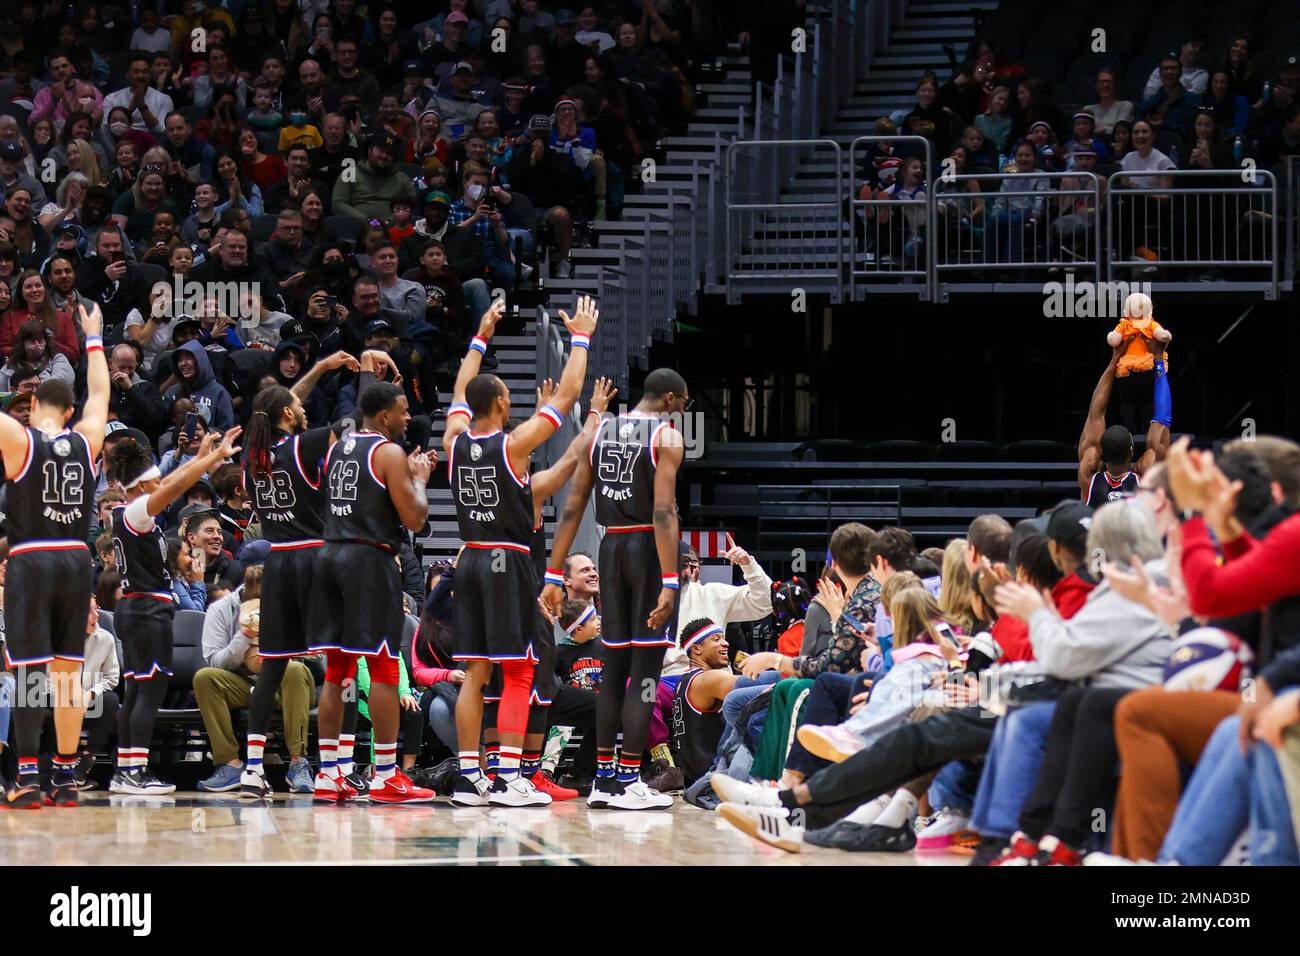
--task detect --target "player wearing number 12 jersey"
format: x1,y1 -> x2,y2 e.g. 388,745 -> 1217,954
0,303 -> 110,810
542,368 -> 689,811
443,296 -> 597,808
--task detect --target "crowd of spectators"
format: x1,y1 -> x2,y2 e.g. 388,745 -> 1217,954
684,430 -> 1300,865
856,6 -> 1300,278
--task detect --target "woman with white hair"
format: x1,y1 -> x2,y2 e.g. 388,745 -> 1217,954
986,500 -> 1172,865
37,171 -> 91,233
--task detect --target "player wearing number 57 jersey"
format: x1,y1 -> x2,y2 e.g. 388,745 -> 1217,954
443,295 -> 598,808
0,303 -> 110,810
542,367 -> 688,811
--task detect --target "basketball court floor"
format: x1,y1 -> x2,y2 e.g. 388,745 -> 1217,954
0,793 -> 969,866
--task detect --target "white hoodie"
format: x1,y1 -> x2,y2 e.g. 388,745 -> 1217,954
661,558 -> 774,677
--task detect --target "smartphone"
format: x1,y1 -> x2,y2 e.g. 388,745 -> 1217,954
182,411 -> 200,443
840,609 -> 866,633
325,295 -> 337,308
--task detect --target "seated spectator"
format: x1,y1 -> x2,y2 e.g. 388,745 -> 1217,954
1011,77 -> 1062,144
1085,69 -> 1134,138
1143,39 -> 1208,99
211,461 -> 251,552
402,238 -> 468,361
331,131 -> 418,222
211,148 -> 264,217
106,340 -> 167,441
0,269 -> 79,363
983,140 -> 1049,265
193,564 -> 316,794
1183,109 -> 1235,170
1201,71 -> 1249,138
449,161 -> 517,289
309,113 -> 362,191
71,596 -> 120,788
0,141 -> 49,210
191,44 -> 248,112
1064,111 -> 1108,165
162,339 -> 236,432
1217,37 -> 1259,101
4,185 -> 51,268
167,536 -> 208,610
327,36 -> 381,115
0,320 -> 73,390
401,189 -> 491,324
1026,121 -> 1064,171
181,503 -> 243,594
256,208 -> 315,285
237,123 -> 289,194
1256,102 -> 1300,171
101,51 -> 172,136
1110,119 -> 1134,162
958,124 -> 998,172
263,145 -> 328,215
1140,54 -> 1201,141
371,242 -> 428,335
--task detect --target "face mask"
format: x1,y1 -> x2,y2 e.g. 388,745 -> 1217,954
110,122 -> 129,137
466,183 -> 484,202
322,259 -> 347,277
290,112 -> 307,126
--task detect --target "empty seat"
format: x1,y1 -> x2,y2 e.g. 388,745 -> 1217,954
1067,52 -> 1125,83
251,214 -> 279,244
863,440 -> 939,461
325,214 -> 363,244
1004,439 -> 1076,461
936,440 -> 1002,462
793,438 -> 868,462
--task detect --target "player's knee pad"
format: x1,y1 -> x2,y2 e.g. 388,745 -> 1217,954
367,651 -> 400,686
325,650 -> 357,686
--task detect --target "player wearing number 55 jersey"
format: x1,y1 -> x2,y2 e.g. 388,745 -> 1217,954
0,303 -> 110,810
443,295 -> 598,808
542,367 -> 689,811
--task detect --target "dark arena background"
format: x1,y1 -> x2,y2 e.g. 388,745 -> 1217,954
0,0 -> 1293,918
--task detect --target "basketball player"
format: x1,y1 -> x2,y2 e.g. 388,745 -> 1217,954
671,618 -> 742,787
106,427 -> 243,795
0,303 -> 109,809
443,295 -> 597,808
1078,337 -> 1171,508
237,350 -> 396,799
310,382 -> 435,804
542,368 -> 688,810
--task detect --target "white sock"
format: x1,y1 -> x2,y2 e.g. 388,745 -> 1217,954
338,734 -> 356,776
845,793 -> 891,826
874,789 -> 920,829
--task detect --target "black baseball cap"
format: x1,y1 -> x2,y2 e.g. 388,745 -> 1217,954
1045,500 -> 1094,549
366,131 -> 398,153
365,318 -> 394,337
179,501 -> 218,525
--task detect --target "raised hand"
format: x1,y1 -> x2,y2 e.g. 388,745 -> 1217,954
589,376 -> 617,414
723,532 -> 752,567
815,576 -> 846,624
78,301 -> 104,339
559,293 -> 599,337
217,426 -> 243,459
321,350 -> 361,373
408,448 -> 432,483
536,378 -> 558,408
478,296 -> 505,338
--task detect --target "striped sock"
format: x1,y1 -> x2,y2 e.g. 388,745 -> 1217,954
486,743 -> 500,780
374,742 -> 398,782
337,734 -> 356,776
128,748 -> 149,770
521,750 -> 542,777
616,754 -> 641,784
498,745 -> 522,782
318,738 -> 338,775
17,756 -> 38,783
596,751 -> 616,780
458,751 -> 483,782
117,747 -> 130,773
52,753 -> 78,782
246,734 -> 267,772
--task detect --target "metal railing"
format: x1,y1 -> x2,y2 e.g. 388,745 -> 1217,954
847,136 -> 936,299
725,139 -> 846,302
937,171 -> 1104,282
1106,169 -> 1278,293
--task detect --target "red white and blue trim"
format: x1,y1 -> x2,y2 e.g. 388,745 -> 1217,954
501,432 -> 529,487
130,661 -> 175,681
661,573 -> 680,590
601,635 -> 675,649
544,567 -> 565,587
293,434 -> 320,488
538,403 -> 563,430
570,332 -> 590,351
468,335 -> 489,355
122,591 -> 176,603
365,435 -> 388,489
3,647 -> 55,667
681,668 -> 724,715
308,638 -> 400,658
681,622 -> 722,653
452,642 -> 540,664
448,402 -> 472,421
605,524 -> 654,533
11,428 -> 34,482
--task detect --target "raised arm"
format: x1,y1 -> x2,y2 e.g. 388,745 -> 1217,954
530,376 -> 616,503
145,427 -> 242,516
1078,346 -> 1122,497
647,426 -> 684,630
73,303 -> 111,458
539,444 -> 596,621
505,295 -> 598,470
377,440 -> 432,533
293,349 -> 360,402
443,297 -> 505,457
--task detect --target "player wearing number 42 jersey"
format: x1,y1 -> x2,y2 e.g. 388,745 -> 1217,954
542,367 -> 688,811
0,303 -> 110,810
443,296 -> 598,808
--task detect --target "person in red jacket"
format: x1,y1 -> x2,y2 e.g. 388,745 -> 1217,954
0,270 -> 80,363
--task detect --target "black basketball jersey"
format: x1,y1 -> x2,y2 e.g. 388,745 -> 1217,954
112,504 -> 173,599
323,430 -> 402,550
5,428 -> 95,547
670,668 -> 725,785
1086,468 -> 1139,509
245,427 -> 331,543
590,413 -> 670,528
450,429 -> 534,547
